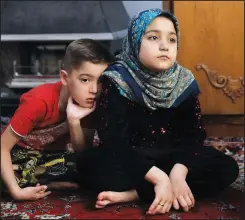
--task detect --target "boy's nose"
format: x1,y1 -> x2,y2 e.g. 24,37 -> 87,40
89,83 -> 97,94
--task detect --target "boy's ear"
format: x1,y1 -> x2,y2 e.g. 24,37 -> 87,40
60,70 -> 68,86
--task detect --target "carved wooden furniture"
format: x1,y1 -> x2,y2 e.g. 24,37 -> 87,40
165,1 -> 244,136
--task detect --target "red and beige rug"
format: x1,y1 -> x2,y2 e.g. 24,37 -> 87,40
1,137 -> 244,219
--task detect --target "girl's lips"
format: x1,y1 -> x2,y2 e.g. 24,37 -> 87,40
158,55 -> 170,60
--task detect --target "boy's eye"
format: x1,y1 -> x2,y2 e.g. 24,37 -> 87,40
80,78 -> 90,83
169,38 -> 177,43
148,36 -> 158,40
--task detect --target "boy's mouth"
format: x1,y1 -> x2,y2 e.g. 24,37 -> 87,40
86,98 -> 96,102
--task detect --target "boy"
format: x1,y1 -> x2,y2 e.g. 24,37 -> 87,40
1,39 -> 112,201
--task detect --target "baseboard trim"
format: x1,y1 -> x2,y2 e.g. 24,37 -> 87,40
203,115 -> 244,137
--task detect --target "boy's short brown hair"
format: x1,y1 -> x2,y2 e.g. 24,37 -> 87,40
63,39 -> 113,73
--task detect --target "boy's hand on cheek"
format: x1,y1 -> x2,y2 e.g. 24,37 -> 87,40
169,164 -> 195,212
66,96 -> 96,123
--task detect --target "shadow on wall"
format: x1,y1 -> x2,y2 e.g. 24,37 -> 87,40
1,44 -> 16,86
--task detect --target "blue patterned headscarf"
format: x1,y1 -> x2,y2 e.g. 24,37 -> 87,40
103,8 -> 200,110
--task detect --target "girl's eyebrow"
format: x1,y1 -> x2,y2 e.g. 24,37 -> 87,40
169,32 -> 177,36
145,30 -> 177,36
145,30 -> 160,34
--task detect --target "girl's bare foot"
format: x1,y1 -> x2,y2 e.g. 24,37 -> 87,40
95,190 -> 139,208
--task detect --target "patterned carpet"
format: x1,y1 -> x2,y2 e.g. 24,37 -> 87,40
1,137 -> 244,219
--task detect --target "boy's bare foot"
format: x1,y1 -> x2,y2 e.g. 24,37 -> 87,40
47,181 -> 79,190
95,190 -> 139,208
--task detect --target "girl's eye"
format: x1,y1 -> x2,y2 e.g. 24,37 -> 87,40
169,38 -> 177,43
148,36 -> 158,40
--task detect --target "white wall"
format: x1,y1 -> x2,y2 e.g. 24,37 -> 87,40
122,1 -> 163,18
110,1 -> 163,53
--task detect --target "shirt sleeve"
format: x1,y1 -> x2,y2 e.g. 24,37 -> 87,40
96,77 -> 154,183
171,96 -> 207,168
10,94 -> 47,137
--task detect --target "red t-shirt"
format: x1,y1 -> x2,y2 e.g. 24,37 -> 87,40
9,81 -> 71,151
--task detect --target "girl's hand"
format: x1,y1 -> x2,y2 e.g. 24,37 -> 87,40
66,97 -> 96,123
169,164 -> 195,212
171,178 -> 195,212
147,175 -> 173,215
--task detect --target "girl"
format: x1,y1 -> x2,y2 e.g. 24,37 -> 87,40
77,9 -> 239,215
